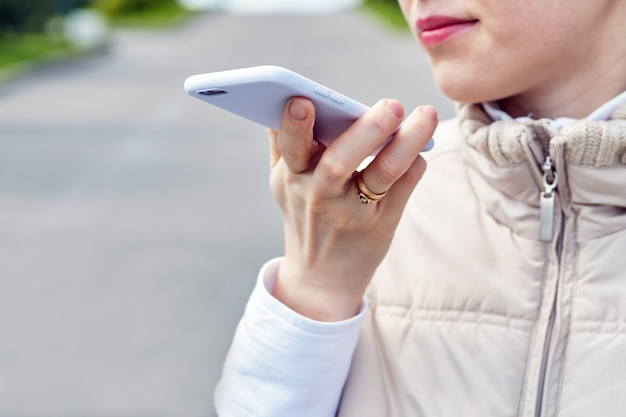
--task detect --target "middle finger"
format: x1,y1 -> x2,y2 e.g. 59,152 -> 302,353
314,99 -> 405,195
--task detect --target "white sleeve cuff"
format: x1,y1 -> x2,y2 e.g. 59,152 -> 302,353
214,258 -> 367,417
257,258 -> 368,334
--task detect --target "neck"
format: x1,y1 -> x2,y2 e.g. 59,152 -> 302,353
500,63 -> 626,120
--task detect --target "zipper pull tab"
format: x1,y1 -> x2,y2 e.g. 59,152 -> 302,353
540,156 -> 558,242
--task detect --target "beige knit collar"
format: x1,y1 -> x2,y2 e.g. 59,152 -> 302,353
457,103 -> 626,167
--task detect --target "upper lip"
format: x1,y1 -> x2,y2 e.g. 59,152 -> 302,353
417,16 -> 477,32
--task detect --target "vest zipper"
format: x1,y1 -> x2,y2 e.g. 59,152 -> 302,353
539,156 -> 558,242
535,154 -> 561,417
534,300 -> 557,417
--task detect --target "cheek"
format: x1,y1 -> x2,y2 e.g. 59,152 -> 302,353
427,36 -> 534,103
425,11 -> 562,102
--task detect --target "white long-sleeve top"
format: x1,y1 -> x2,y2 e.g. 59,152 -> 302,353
214,91 -> 626,417
214,258 -> 366,417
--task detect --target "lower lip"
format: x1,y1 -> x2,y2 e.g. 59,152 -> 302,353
420,21 -> 476,47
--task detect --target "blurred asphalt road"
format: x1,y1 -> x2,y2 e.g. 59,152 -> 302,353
0,10 -> 452,417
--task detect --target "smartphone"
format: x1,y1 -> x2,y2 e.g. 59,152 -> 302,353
184,65 -> 433,151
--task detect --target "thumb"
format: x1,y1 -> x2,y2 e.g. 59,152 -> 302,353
268,128 -> 281,169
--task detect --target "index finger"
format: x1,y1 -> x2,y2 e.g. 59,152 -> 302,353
277,97 -> 321,174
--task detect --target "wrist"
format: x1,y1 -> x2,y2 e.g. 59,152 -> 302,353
272,261 -> 368,322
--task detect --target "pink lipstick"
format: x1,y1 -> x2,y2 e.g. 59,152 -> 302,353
417,16 -> 477,47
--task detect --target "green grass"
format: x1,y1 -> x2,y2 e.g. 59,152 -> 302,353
0,33 -> 73,69
105,1 -> 193,27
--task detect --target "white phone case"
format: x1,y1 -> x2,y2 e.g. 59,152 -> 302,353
184,65 -> 433,151
184,65 -> 370,147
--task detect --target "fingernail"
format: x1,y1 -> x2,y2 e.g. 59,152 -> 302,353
420,105 -> 438,122
386,100 -> 404,119
288,98 -> 308,121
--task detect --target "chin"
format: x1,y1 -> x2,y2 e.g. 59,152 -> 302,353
433,69 -> 511,105
438,81 -> 501,104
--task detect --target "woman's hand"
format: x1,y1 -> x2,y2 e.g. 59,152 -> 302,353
268,97 -> 438,321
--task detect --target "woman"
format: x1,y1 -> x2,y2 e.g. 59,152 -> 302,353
215,0 -> 626,416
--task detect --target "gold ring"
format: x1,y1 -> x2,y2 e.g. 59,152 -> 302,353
356,172 -> 386,204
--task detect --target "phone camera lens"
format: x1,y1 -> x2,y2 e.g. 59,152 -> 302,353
198,89 -> 228,96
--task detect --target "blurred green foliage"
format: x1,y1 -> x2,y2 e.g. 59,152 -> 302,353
0,0 -> 90,71
0,0 -> 186,36
0,0 -> 55,34
93,0 -> 169,15
0,0 -> 189,70
0,0 -> 91,35
363,0 -> 408,29
92,0 -> 188,26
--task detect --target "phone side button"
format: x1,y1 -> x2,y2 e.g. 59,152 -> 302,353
314,86 -> 330,97
330,93 -> 345,105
